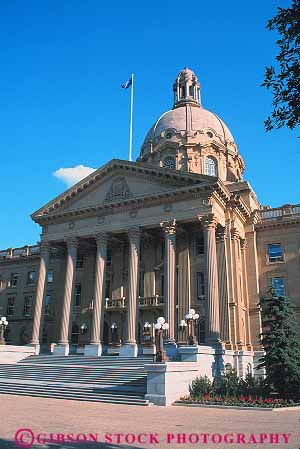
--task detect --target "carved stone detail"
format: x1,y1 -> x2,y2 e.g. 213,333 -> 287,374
104,176 -> 132,203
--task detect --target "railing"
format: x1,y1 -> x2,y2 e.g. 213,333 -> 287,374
139,295 -> 164,307
105,297 -> 126,309
260,204 -> 300,221
0,245 -> 40,260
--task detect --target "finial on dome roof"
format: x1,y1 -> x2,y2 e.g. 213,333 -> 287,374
173,67 -> 201,108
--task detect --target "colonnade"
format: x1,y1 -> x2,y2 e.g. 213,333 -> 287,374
31,215 -> 234,356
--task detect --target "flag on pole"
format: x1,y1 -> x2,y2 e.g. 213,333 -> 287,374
121,76 -> 133,89
121,74 -> 134,161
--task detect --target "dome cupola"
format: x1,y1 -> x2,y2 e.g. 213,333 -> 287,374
173,67 -> 201,107
138,67 -> 245,183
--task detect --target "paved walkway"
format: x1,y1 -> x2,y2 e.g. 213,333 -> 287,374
1,394 -> 300,449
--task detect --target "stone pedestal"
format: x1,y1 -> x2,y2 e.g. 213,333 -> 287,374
84,343 -> 102,357
178,345 -> 201,362
142,344 -> 156,356
119,343 -> 138,357
145,362 -> 200,406
107,344 -> 121,355
53,344 -> 69,356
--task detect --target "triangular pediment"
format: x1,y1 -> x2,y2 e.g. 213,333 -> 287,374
32,159 -> 216,222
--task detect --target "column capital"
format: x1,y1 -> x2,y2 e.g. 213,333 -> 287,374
128,226 -> 141,240
216,226 -> 227,243
39,241 -> 50,254
202,213 -> 218,230
160,219 -> 176,235
230,228 -> 240,240
65,237 -> 79,249
240,238 -> 248,250
94,232 -> 109,245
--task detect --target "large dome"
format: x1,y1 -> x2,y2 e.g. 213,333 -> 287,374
141,103 -> 234,157
138,67 -> 244,183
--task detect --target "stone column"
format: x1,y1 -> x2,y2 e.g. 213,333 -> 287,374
161,220 -> 176,344
120,227 -> 140,357
54,238 -> 78,356
203,214 -> 220,343
84,233 -> 108,356
30,241 -> 50,353
177,234 -> 191,342
240,238 -> 252,350
231,228 -> 243,346
216,227 -> 231,345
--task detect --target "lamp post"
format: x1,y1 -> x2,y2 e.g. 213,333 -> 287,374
111,322 -> 118,345
154,317 -> 169,362
184,309 -> 199,345
179,319 -> 188,343
0,317 -> 8,345
143,321 -> 153,344
80,323 -> 88,335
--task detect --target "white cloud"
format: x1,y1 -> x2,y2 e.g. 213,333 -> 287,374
53,165 -> 96,187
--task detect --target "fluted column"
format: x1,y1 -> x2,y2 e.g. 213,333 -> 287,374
161,220 -> 176,343
31,241 -> 50,352
54,238 -> 78,356
203,214 -> 220,343
240,238 -> 252,349
120,227 -> 140,357
84,233 -> 108,357
216,227 -> 231,346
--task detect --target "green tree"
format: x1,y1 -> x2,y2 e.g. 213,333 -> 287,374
262,0 -> 300,131
258,287 -> 300,400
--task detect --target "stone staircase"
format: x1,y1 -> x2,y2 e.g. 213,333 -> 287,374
0,355 -> 153,406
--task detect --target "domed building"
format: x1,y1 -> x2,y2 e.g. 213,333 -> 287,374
139,67 -> 244,183
0,68 -> 299,405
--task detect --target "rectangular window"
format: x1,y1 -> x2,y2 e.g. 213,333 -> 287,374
7,297 -> 15,316
47,270 -> 54,283
268,243 -> 284,263
23,296 -> 32,316
105,277 -> 110,298
74,283 -> 81,307
76,255 -> 84,269
195,235 -> 204,255
196,272 -> 205,299
9,273 -> 18,288
106,249 -> 112,266
27,271 -> 35,286
44,295 -> 51,316
271,277 -> 285,296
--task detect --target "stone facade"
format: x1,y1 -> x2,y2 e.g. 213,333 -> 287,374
0,68 -> 299,373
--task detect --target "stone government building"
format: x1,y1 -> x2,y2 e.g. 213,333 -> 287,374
0,68 -> 299,373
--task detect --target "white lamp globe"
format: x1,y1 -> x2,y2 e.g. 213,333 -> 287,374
179,319 -> 186,326
1,317 -> 6,322
162,323 -> 169,330
185,313 -> 192,320
189,309 -> 195,315
194,313 -> 199,320
157,317 -> 165,325
4,321 -> 8,326
154,323 -> 160,330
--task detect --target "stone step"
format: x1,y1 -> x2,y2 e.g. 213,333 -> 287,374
0,382 -> 150,406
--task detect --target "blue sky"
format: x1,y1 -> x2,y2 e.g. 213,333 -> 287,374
0,0 -> 298,249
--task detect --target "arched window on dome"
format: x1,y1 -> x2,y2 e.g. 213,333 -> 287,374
205,156 -> 218,177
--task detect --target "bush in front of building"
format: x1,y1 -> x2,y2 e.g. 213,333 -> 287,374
188,370 -> 268,401
258,287 -> 300,401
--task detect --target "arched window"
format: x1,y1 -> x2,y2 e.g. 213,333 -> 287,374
205,156 -> 218,177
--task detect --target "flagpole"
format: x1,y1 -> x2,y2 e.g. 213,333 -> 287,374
129,73 -> 134,161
